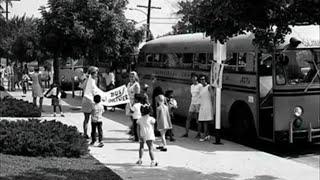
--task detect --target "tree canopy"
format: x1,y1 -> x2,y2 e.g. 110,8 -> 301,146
38,0 -> 144,83
175,0 -> 320,49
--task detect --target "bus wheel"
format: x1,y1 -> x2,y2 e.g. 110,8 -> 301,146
229,102 -> 256,143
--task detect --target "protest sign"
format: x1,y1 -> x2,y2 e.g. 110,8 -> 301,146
102,85 -> 130,106
210,62 -> 224,88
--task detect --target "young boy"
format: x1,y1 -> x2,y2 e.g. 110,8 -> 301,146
90,94 -> 105,147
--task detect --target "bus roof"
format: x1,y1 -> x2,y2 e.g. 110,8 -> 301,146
140,25 -> 320,53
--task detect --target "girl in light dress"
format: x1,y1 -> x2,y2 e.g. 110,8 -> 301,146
156,95 -> 172,152
136,103 -> 158,167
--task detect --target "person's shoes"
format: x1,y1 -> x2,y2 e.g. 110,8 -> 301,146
136,160 -> 142,165
156,146 -> 164,150
160,148 -> 167,152
195,133 -> 201,138
199,135 -> 211,142
89,141 -> 95,145
181,133 -> 188,138
60,114 -> 65,117
170,138 -> 176,142
150,161 -> 158,167
84,134 -> 89,139
53,114 -> 56,117
97,142 -> 104,147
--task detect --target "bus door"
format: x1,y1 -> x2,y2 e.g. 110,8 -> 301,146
258,53 -> 274,140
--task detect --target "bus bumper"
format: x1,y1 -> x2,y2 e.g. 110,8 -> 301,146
275,122 -> 320,143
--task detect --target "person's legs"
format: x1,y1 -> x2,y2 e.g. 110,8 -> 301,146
91,122 -> 97,144
182,111 -> 192,137
146,140 -> 154,161
138,141 -> 144,160
53,105 -> 57,116
33,97 -> 37,106
203,121 -> 209,137
83,113 -> 90,138
133,119 -> 138,141
97,122 -> 103,143
39,97 -> 43,112
160,130 -> 167,151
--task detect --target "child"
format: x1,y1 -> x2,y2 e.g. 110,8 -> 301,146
21,72 -> 30,96
156,95 -> 172,152
130,94 -> 142,142
44,83 -> 64,117
136,104 -> 158,167
165,90 -> 178,142
141,84 -> 150,105
90,95 -> 105,147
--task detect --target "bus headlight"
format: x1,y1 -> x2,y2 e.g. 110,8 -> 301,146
293,118 -> 303,128
293,106 -> 303,117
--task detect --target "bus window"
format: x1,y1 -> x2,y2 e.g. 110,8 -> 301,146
259,53 -> 272,76
198,53 -> 208,70
146,53 -> 153,67
199,53 -> 206,64
224,53 -> 237,72
277,50 -> 319,85
182,53 -> 193,64
246,52 -> 256,72
238,52 -> 247,72
138,53 -> 145,64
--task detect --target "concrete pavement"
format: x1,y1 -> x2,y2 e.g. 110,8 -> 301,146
1,90 -> 319,180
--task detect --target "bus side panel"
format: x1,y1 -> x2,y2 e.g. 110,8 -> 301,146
273,95 -> 320,131
221,90 -> 257,130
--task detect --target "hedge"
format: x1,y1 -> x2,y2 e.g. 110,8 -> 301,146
0,97 -> 41,117
0,119 -> 88,157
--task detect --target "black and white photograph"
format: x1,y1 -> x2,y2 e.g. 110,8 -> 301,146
0,0 -> 319,180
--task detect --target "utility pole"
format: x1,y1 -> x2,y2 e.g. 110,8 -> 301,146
137,1 -> 161,41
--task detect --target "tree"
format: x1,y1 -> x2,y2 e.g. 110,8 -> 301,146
10,16 -> 40,64
38,0 -> 144,83
175,0 -> 320,49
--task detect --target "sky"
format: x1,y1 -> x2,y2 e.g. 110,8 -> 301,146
5,0 -> 181,37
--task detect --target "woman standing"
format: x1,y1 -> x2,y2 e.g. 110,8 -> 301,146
198,75 -> 215,142
125,71 -> 141,139
30,67 -> 44,112
81,66 -> 104,139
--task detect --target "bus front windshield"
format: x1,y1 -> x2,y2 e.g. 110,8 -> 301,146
276,49 -> 320,85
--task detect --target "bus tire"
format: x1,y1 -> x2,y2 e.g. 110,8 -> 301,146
229,102 -> 256,143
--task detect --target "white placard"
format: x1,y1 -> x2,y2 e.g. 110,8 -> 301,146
102,85 -> 130,106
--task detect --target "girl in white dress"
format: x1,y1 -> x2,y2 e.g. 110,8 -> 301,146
136,104 -> 158,167
198,75 -> 215,142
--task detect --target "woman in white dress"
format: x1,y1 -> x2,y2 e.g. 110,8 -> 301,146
198,75 -> 215,142
30,67 -> 44,112
125,71 -> 140,138
81,66 -> 104,139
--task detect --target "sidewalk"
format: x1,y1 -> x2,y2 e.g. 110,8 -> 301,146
2,90 -> 319,180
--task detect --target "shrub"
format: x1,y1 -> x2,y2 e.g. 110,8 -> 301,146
0,119 -> 88,157
0,97 -> 41,117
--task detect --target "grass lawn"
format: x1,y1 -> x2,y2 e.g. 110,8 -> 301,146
0,153 -> 122,180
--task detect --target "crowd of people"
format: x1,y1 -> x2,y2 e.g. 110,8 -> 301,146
79,66 -> 216,167
2,63 -> 216,167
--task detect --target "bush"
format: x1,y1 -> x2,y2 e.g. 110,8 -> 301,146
0,119 -> 88,157
0,97 -> 41,117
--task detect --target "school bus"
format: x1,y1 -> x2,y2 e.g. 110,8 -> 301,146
136,25 -> 320,143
